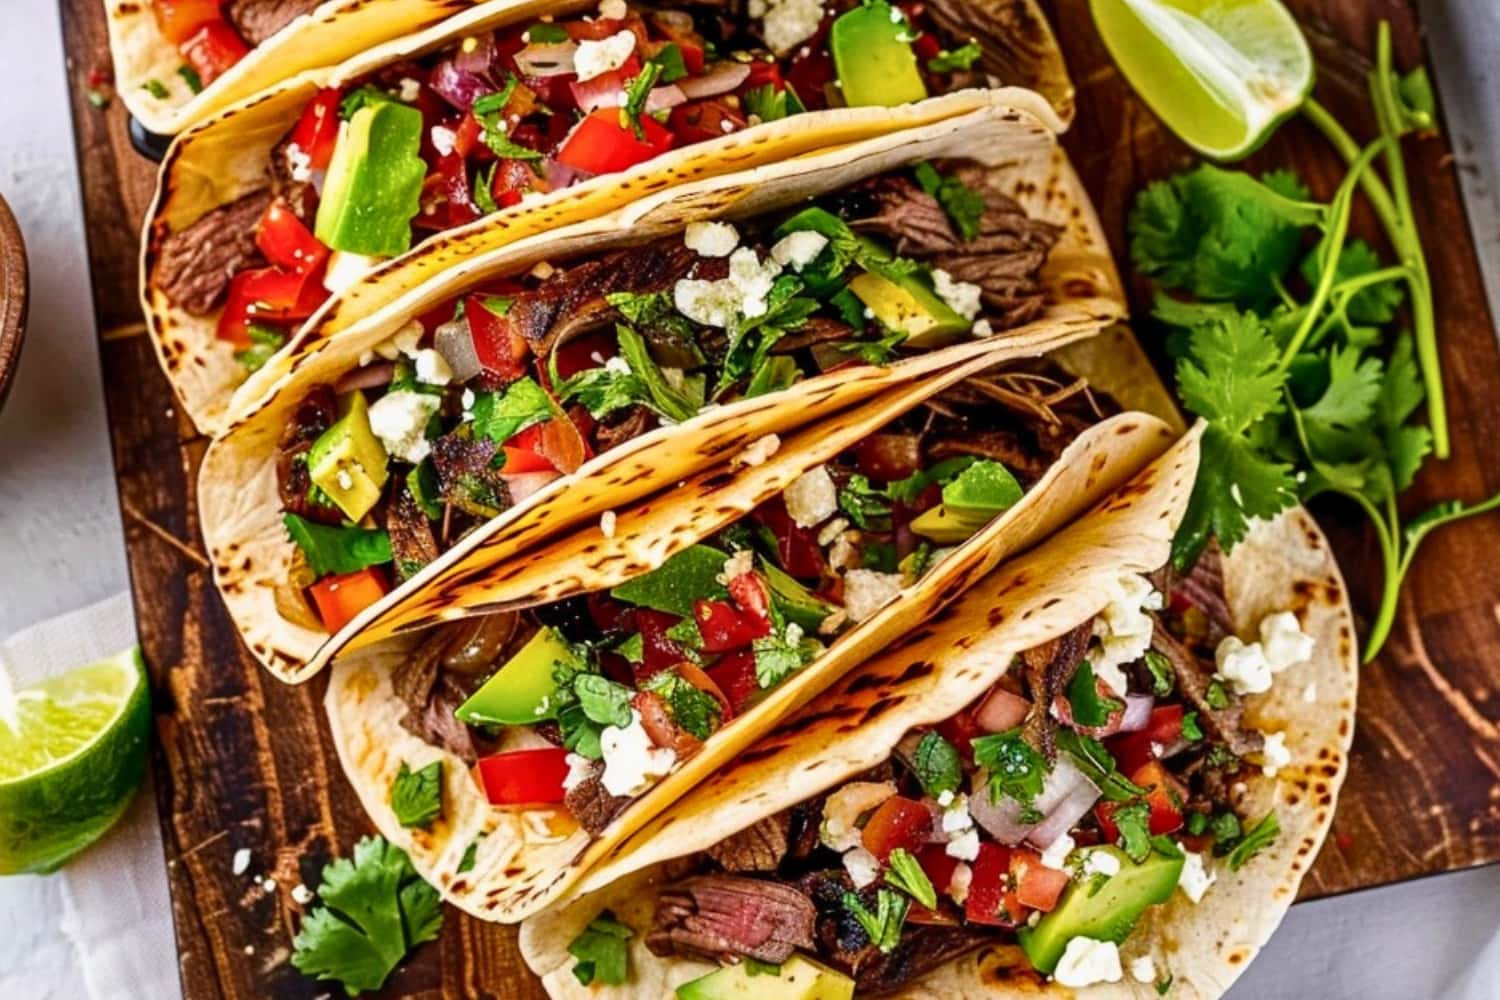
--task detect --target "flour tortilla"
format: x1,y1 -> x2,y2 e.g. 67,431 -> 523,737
201,102 -> 1126,684
520,431 -> 1358,1000
323,381 -> 1178,924
139,0 -> 1071,434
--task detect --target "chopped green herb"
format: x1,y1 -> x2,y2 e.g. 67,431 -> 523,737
234,323 -> 287,373
743,83 -> 807,122
390,761 -> 443,829
1209,811 -> 1242,846
887,456 -> 977,504
839,474 -> 893,529
643,670 -> 722,741
457,834 -> 484,873
1185,811 -> 1209,837
469,376 -> 553,444
911,731 -> 962,798
568,912 -> 633,986
473,161 -> 499,214
620,60 -> 664,139
611,545 -> 729,617
1066,661 -> 1124,727
884,848 -> 938,909
1157,973 -> 1175,995
1111,801 -> 1153,863
574,673 -> 634,729
406,462 -> 442,520
473,76 -> 545,161
1150,834 -> 1184,859
525,22 -> 569,43
926,42 -> 983,74
1180,711 -> 1204,742
972,729 -> 1048,808
177,64 -> 202,95
1205,679 -> 1230,710
752,631 -> 814,690
841,889 -> 909,954
1143,649 -> 1175,697
614,632 -> 644,663
282,515 -> 393,578
141,79 -> 169,100
1226,812 -> 1279,870
913,161 -> 986,242
744,958 -> 782,976
339,83 -> 401,119
1056,730 -> 1146,802
558,703 -> 604,760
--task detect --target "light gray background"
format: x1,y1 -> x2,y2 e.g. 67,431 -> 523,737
0,0 -> 1497,997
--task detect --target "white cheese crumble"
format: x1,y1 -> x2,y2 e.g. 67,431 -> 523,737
771,230 -> 829,271
1215,610 -> 1314,696
673,246 -> 784,327
599,710 -> 677,797
1129,954 -> 1157,984
735,433 -> 781,467
323,251 -> 382,294
942,794 -> 980,861
1260,731 -> 1291,777
843,569 -> 905,623
600,510 -> 617,539
291,883 -> 315,905
413,348 -> 452,386
562,752 -> 594,793
684,221 -> 740,258
1053,937 -> 1123,988
604,354 -> 632,375
948,861 -> 973,904
368,391 -> 440,464
430,125 -> 457,157
284,143 -> 312,183
820,782 -> 896,851
1260,610 -> 1315,671
785,465 -> 838,528
946,828 -> 980,862
931,268 -> 984,320
817,516 -> 850,547
374,320 -> 424,361
842,846 -> 881,888
1078,847 -> 1122,880
397,77 -> 421,102
262,877 -> 278,894
1039,832 -> 1075,871
598,0 -> 627,18
971,318 -> 994,337
574,30 -> 637,82
1176,849 -> 1216,903
231,848 -> 251,876
748,0 -> 827,55
1091,573 -> 1165,694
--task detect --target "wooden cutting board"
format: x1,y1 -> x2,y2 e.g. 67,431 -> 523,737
58,0 -> 1500,995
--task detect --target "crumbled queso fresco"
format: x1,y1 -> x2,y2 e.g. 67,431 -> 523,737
573,30 -> 637,82
1091,573 -> 1165,695
368,391 -> 440,464
931,268 -> 984,320
599,709 -> 677,797
749,0 -> 827,55
1214,610 -> 1314,695
784,465 -> 839,528
683,221 -> 740,258
1053,937 -> 1123,988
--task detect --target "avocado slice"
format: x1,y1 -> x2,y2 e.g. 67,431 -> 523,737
1018,846 -> 1185,975
912,460 -> 1025,543
829,2 -> 929,108
308,391 -> 389,523
455,626 -> 577,726
848,267 -> 971,348
675,956 -> 855,1000
909,503 -> 989,544
759,558 -> 837,631
314,101 -> 426,256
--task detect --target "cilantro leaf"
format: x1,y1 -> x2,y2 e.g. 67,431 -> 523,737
558,703 -> 604,760
617,324 -> 702,422
1300,345 -> 1384,430
841,889 -> 909,953
574,673 -> 635,729
1172,307 -> 1283,435
472,77 -> 544,161
1111,801 -> 1153,862
643,670 -> 723,741
910,731 -> 962,798
914,162 -> 985,242
839,474 -> 893,529
752,630 -> 815,690
1180,711 -> 1204,742
620,60 -> 664,139
568,912 -> 633,986
885,848 -> 938,909
1225,811 -> 1280,870
469,376 -> 553,443
291,836 -> 442,996
927,42 -> 983,73
1143,649 -> 1175,697
390,761 -> 443,830
1056,730 -> 1145,802
1301,238 -> 1405,325
457,834 -> 484,873
743,83 -> 806,122
1171,424 -> 1298,571
1066,661 -> 1123,727
971,729 -> 1048,807
283,515 -> 393,578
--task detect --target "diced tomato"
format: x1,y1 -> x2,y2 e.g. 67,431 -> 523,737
935,709 -> 984,762
557,110 -> 675,175
974,686 -> 1032,733
911,31 -> 942,64
569,58 -> 641,114
667,99 -> 747,144
490,157 -> 548,209
726,571 -> 771,622
216,263 -> 327,345
565,16 -> 631,41
675,661 -> 734,722
587,591 -> 637,633
551,330 -> 618,381
1107,705 -> 1185,775
288,88 -> 342,171
1132,760 -> 1187,835
636,609 -> 690,680
964,842 -> 1022,927
255,199 -> 326,274
854,434 -> 923,482
153,0 -> 220,45
500,445 -> 555,474
742,57 -> 783,92
181,19 -> 250,88
465,293 -> 530,380
476,747 -> 570,805
860,796 -> 931,861
529,414 -> 589,473
705,649 -> 760,714
1010,848 -> 1069,913
694,599 -> 771,653
308,567 -> 388,634
751,498 -> 827,580
647,18 -> 706,73
916,844 -> 961,896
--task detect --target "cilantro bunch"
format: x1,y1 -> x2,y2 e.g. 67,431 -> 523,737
1129,23 -> 1500,660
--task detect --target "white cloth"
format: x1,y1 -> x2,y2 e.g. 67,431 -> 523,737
0,594 -> 180,1000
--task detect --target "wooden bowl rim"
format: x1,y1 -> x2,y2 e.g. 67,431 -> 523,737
0,194 -> 28,410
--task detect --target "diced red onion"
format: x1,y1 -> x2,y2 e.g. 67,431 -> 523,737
434,317 -> 483,383
1026,758 -> 1103,849
646,84 -> 686,113
502,470 -> 562,503
454,34 -> 499,75
430,59 -> 494,112
677,62 -> 751,99
975,688 -> 1032,733
967,776 -> 1036,846
514,41 -> 578,78
333,362 -> 394,395
546,158 -> 593,189
1117,694 -> 1155,733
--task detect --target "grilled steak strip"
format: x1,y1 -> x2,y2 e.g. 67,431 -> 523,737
647,875 -> 816,965
153,188 -> 272,315
1019,620 -> 1093,758
387,484 -> 440,580
565,762 -> 631,836
705,814 -> 791,873
1150,620 -> 1264,757
226,0 -> 321,46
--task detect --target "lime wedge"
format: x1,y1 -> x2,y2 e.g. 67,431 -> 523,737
0,648 -> 150,874
1090,0 -> 1313,160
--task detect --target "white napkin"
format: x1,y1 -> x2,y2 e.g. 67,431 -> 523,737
0,593 -> 180,1000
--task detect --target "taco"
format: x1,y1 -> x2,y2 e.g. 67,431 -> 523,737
321,349 -> 1182,925
199,104 -> 1125,684
517,431 -> 1357,999
140,0 -> 1073,432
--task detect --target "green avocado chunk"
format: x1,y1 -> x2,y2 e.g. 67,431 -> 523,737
308,391 -> 389,523
314,101 -> 426,256
676,955 -> 855,1000
829,1 -> 929,108
454,626 -> 577,726
759,558 -> 837,631
848,266 -> 971,347
911,459 -> 1025,542
1018,845 -> 1185,975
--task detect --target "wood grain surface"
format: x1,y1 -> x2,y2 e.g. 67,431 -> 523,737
57,0 -> 1500,995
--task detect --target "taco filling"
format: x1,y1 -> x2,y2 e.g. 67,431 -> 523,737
374,362 -> 1113,838
150,0 -> 1034,364
272,164 -> 1060,632
578,556 -> 1312,996
146,1 -> 321,96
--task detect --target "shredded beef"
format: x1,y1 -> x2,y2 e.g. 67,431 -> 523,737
565,761 -> 631,835
928,430 -> 1051,482
706,814 -> 790,873
1018,620 -> 1093,758
1168,544 -> 1235,645
387,484 -> 440,581
592,406 -> 653,453
391,633 -> 491,764
771,316 -> 857,354
154,189 -> 272,315
226,0 -> 320,46
1150,620 -> 1264,757
430,433 -> 511,519
275,384 -> 343,524
648,875 -> 816,965
849,925 -> 993,996
922,0 -> 1057,94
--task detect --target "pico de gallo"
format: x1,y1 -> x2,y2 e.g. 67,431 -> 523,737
374,362 -> 1118,843
271,162 -> 1061,633
147,0 -> 319,99
152,0 -> 1018,374
557,556 -> 1313,996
